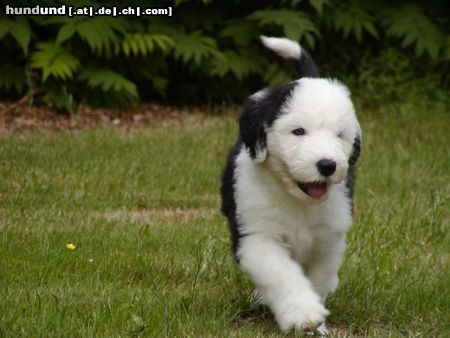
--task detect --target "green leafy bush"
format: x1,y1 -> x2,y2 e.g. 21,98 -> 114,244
0,0 -> 448,111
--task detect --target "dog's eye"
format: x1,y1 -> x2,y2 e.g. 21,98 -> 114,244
292,128 -> 306,136
337,132 -> 344,138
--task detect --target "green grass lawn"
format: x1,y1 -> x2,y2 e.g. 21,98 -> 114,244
0,99 -> 448,337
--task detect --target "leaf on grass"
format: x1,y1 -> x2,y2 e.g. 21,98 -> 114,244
131,314 -> 145,327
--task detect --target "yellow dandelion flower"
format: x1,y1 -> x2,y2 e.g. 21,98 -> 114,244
66,243 -> 77,250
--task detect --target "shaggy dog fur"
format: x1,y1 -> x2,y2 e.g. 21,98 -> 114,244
220,36 -> 361,334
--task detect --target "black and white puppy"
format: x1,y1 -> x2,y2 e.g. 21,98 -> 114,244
220,36 -> 361,334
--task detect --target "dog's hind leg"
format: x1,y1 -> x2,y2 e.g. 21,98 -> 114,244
237,234 -> 329,332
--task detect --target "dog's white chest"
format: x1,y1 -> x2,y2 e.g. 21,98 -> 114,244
277,204 -> 328,264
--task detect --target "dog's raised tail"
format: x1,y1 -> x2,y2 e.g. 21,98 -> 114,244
260,36 -> 319,78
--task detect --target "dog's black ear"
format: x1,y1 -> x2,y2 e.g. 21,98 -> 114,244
238,97 -> 268,162
238,83 -> 297,162
349,135 -> 361,165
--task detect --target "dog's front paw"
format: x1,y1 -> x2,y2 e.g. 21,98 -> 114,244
316,322 -> 330,336
275,298 -> 329,332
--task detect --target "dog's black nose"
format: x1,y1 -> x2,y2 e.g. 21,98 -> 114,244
316,159 -> 336,176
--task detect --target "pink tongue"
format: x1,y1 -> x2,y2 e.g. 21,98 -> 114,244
306,183 -> 327,198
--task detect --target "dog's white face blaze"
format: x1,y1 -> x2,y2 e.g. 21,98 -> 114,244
265,78 -> 360,201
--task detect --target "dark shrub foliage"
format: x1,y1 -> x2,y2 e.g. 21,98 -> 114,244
0,0 -> 448,110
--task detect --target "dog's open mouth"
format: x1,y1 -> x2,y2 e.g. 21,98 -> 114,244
297,182 -> 328,198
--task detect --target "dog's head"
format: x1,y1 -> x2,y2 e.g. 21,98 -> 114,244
239,78 -> 361,202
